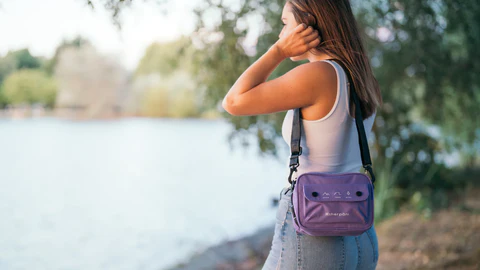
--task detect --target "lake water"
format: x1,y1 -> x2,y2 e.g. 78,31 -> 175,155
0,117 -> 290,270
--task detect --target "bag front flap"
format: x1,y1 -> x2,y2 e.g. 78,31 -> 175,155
303,183 -> 370,202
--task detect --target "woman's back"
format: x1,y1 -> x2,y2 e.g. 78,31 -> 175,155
265,59 -> 379,270
281,59 -> 377,183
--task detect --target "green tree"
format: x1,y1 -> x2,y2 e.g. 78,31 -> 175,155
359,0 -> 480,169
141,85 -> 170,117
11,48 -> 41,70
0,49 -> 46,108
132,36 -> 205,118
0,53 -> 18,85
0,84 -> 7,108
134,70 -> 201,118
0,48 -> 42,84
135,36 -> 196,77
3,69 -> 57,107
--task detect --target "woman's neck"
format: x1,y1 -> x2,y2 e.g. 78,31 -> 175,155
306,50 -> 333,62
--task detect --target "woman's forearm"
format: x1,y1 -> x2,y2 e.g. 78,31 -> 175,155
223,44 -> 286,102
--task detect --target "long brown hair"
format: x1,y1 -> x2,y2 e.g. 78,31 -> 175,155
288,0 -> 383,119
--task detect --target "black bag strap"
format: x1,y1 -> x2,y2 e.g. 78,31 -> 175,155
288,58 -> 375,188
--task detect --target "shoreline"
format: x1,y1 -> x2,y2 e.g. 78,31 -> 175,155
166,224 -> 275,270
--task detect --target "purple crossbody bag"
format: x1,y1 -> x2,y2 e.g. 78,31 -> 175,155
287,59 -> 376,237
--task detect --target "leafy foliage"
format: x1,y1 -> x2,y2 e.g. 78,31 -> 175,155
0,49 -> 42,84
136,70 -> 201,118
135,36 -> 196,78
191,0 -> 302,156
2,69 -> 57,107
360,0 -> 480,167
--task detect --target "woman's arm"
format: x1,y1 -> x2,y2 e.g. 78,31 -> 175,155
224,44 -> 286,100
222,23 -> 323,116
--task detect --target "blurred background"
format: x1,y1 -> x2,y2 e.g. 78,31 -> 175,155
0,0 -> 478,269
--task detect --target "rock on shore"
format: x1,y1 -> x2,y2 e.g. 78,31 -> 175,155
166,225 -> 274,270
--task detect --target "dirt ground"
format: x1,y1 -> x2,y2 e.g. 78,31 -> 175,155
376,208 -> 479,269
375,189 -> 480,270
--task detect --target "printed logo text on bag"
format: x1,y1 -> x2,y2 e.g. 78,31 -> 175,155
325,212 -> 350,216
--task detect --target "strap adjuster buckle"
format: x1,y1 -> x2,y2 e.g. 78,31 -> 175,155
363,163 -> 372,174
291,146 -> 302,158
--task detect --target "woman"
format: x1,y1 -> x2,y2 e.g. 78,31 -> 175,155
223,0 -> 383,269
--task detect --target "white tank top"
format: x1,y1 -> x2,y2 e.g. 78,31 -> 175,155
281,60 -> 377,186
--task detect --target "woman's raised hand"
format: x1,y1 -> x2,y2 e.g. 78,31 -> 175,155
273,23 -> 321,59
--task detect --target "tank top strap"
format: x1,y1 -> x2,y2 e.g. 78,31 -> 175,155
320,59 -> 350,121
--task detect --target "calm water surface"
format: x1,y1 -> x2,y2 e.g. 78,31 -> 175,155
0,117 -> 290,270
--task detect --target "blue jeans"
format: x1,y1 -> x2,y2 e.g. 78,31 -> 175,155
262,186 -> 379,270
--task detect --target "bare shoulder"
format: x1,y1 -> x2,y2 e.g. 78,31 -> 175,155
288,60 -> 337,85
286,60 -> 337,103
